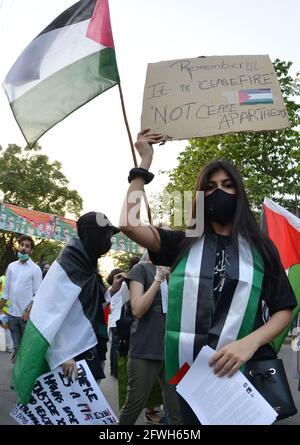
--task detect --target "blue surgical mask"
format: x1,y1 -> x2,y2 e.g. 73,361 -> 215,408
18,252 -> 29,261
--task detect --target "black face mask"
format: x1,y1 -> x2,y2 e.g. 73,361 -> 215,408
80,228 -> 112,266
204,188 -> 237,225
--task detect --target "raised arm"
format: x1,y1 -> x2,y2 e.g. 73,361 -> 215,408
119,129 -> 165,253
130,266 -> 168,319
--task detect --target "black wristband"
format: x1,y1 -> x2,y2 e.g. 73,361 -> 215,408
128,167 -> 154,184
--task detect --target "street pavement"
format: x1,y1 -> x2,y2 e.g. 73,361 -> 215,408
1,342 -> 300,425
277,341 -> 300,425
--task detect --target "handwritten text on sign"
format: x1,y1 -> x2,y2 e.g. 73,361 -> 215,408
11,360 -> 118,425
141,55 -> 290,140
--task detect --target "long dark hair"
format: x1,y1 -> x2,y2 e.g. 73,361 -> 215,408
173,159 -> 287,298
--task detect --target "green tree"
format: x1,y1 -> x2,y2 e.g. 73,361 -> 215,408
110,250 -> 141,273
30,240 -> 63,268
164,59 -> 300,222
0,143 -> 83,273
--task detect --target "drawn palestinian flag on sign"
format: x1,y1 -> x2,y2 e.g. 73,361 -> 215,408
239,88 -> 273,105
262,197 -> 300,352
2,0 -> 119,146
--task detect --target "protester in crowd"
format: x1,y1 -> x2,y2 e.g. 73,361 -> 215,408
13,212 -> 124,403
119,129 -> 297,424
39,260 -> 48,271
0,275 -> 14,353
0,235 -> 42,363
61,213 -> 125,382
122,254 -> 167,425
41,262 -> 51,279
106,257 -> 140,378
118,258 -> 182,425
116,256 -> 140,359
106,267 -> 128,378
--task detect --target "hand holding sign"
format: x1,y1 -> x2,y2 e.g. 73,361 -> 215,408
62,359 -> 78,381
135,129 -> 165,160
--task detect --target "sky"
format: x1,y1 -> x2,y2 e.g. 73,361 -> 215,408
0,0 -> 300,227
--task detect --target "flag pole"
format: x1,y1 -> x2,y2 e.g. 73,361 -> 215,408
118,84 -> 137,167
118,83 -> 152,225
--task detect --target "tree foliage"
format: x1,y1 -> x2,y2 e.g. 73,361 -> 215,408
30,240 -> 63,268
110,251 -> 142,273
0,143 -> 83,273
0,143 -> 82,214
164,60 -> 300,220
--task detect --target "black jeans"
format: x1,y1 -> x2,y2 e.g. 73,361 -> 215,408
7,315 -> 26,354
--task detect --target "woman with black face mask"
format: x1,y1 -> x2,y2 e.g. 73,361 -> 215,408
119,129 -> 297,425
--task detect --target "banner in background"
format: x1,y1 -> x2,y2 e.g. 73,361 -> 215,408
0,202 -> 77,242
0,202 -> 142,254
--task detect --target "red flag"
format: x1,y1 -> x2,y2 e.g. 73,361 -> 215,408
104,303 -> 110,326
262,198 -> 300,351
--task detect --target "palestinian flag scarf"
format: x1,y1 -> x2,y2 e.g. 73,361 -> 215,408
13,237 -> 108,403
166,233 -> 264,384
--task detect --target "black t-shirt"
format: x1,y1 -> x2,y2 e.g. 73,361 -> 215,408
149,227 -> 297,359
213,234 -> 228,310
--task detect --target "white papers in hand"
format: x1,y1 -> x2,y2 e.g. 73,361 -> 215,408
176,345 -> 278,425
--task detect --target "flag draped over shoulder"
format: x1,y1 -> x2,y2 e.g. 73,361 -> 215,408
262,197 -> 300,352
2,0 -> 119,146
13,237 -> 108,404
166,234 -> 264,384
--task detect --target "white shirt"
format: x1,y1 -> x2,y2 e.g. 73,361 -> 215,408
107,282 -> 130,330
1,258 -> 42,317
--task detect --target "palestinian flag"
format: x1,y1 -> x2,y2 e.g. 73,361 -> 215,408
2,0 -> 119,146
13,237 -> 108,404
262,197 -> 300,352
239,88 -> 273,105
166,235 -> 264,384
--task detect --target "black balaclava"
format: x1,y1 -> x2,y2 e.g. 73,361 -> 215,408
204,188 -> 237,226
76,212 -> 119,268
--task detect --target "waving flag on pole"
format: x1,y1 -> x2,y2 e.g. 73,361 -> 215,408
2,0 -> 119,146
262,197 -> 300,352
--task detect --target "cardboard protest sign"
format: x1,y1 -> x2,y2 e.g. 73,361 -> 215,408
11,360 -> 118,425
141,55 -> 290,140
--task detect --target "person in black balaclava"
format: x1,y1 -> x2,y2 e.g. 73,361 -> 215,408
12,212 -> 127,404
76,212 -> 118,268
60,212 -> 125,382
